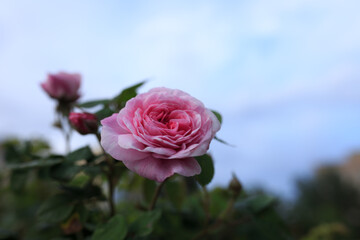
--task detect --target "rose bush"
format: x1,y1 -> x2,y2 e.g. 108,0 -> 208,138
100,87 -> 221,182
41,72 -> 81,102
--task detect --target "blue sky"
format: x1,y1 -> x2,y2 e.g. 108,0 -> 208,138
1,0 -> 360,197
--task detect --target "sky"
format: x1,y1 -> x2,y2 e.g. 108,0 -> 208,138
1,0 -> 360,197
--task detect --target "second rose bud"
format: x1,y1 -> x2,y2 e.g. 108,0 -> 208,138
69,112 -> 98,135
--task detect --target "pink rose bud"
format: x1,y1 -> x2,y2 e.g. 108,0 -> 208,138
100,87 -> 221,182
41,72 -> 81,102
69,112 -> 98,135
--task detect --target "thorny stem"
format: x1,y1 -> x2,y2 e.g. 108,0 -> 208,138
148,181 -> 166,211
96,133 -> 116,217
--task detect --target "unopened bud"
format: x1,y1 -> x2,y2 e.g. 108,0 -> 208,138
69,112 -> 98,135
228,173 -> 242,197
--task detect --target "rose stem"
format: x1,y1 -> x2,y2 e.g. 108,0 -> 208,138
96,133 -> 116,217
148,181 -> 166,211
65,130 -> 71,153
59,114 -> 71,153
202,185 -> 211,226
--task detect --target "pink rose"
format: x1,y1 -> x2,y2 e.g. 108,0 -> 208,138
100,87 -> 221,182
41,72 -> 81,102
69,112 -> 98,135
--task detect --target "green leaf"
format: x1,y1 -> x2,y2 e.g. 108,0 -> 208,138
112,81 -> 146,111
195,154 -> 215,186
10,170 -> 28,192
75,204 -> 88,224
50,163 -> 82,182
60,184 -> 105,200
7,158 -> 62,170
37,194 -> 75,223
129,209 -> 161,237
211,110 -> 222,124
214,136 -> 235,147
78,99 -> 110,108
66,146 -> 94,163
92,215 -> 128,240
95,107 -> 114,121
69,173 -> 91,187
83,165 -> 102,178
246,195 -> 276,214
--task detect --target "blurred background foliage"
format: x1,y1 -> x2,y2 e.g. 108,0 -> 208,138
1,137 -> 360,239
0,137 -> 293,240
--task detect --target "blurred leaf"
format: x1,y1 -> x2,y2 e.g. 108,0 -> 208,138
211,110 -> 222,124
209,187 -> 229,217
195,154 -> 215,186
246,195 -> 276,214
78,99 -> 110,108
69,173 -> 91,187
7,158 -> 62,170
75,204 -> 88,224
143,178 -> 156,203
95,107 -> 114,121
66,146 -> 94,163
92,215 -> 127,240
112,162 -> 127,183
60,184 -> 105,200
50,163 -> 82,182
10,170 -> 28,192
112,81 -> 146,110
165,180 -> 186,209
83,165 -> 102,178
129,209 -> 161,237
37,194 -> 75,223
0,229 -> 17,240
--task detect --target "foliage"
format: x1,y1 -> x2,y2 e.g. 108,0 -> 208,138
284,168 -> 360,239
0,137 -> 291,239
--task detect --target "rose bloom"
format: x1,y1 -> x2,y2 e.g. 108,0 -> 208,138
69,112 -> 98,135
101,87 -> 221,182
41,72 -> 81,102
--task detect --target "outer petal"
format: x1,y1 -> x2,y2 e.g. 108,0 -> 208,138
40,81 -> 52,96
123,156 -> 201,182
206,109 -> 221,133
100,114 -> 148,161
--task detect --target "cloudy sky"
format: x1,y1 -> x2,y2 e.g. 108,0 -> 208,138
1,0 -> 360,197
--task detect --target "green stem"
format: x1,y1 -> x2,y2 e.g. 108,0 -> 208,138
202,185 -> 211,226
106,156 -> 116,217
65,130 -> 71,154
218,197 -> 235,221
96,133 -> 115,217
148,181 -> 165,211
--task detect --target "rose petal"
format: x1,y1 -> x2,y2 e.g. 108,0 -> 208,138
123,156 -> 201,182
101,114 -> 148,161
